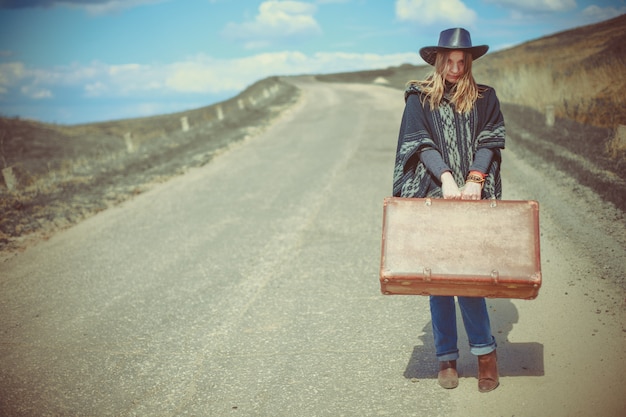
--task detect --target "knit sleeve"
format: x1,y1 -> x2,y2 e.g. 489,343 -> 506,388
469,147 -> 494,174
419,148 -> 450,179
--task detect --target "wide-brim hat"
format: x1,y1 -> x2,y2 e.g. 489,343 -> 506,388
419,28 -> 489,66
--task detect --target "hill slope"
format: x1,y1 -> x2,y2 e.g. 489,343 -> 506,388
0,77 -> 300,256
318,14 -> 626,128
477,13 -> 626,128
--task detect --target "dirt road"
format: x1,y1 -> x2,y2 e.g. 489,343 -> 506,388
1,77 -> 624,416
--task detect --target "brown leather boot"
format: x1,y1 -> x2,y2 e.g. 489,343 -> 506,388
438,360 -> 458,389
477,350 -> 499,392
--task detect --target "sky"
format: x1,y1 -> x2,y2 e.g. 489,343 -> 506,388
0,0 -> 624,125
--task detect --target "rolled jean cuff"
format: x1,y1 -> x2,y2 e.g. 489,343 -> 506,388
436,351 -> 460,362
470,337 -> 497,356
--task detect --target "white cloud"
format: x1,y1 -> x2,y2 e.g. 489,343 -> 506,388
0,61 -> 25,80
165,51 -> 422,93
395,0 -> 477,25
0,62 -> 25,94
307,51 -> 421,72
1,50 -> 421,102
1,50 -> 425,123
222,1 -> 322,48
108,63 -> 142,76
582,5 -> 626,22
21,85 -> 52,99
0,63 -> 52,99
84,81 -> 108,96
165,59 -> 227,93
484,0 -> 577,13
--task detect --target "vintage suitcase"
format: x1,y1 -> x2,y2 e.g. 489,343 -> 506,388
379,197 -> 541,299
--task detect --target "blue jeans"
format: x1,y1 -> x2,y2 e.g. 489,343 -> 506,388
430,295 -> 497,361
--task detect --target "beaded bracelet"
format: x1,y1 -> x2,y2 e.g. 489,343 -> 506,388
466,173 -> 485,184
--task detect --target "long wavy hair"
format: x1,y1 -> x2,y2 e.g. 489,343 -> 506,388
408,50 -> 483,114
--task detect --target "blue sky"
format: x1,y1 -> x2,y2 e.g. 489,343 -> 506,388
0,0 -> 624,125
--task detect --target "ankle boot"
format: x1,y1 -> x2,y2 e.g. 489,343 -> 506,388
438,360 -> 458,389
477,350 -> 499,392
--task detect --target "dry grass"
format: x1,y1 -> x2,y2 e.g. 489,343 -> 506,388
476,17 -> 626,128
0,77 -> 299,255
318,14 -> 626,129
607,126 -> 626,159
500,102 -> 625,211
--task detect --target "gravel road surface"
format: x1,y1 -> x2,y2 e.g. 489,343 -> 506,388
1,77 -> 624,416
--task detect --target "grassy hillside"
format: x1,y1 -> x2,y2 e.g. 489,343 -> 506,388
0,76 -> 294,181
317,14 -> 626,129
0,77 -> 300,252
478,14 -> 626,128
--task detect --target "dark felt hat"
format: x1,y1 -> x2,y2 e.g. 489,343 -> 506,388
419,28 -> 489,66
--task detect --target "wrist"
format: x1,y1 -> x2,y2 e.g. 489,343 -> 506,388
441,171 -> 454,181
466,171 -> 485,185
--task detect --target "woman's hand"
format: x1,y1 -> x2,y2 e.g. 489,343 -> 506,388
461,181 -> 482,200
441,171 -> 461,199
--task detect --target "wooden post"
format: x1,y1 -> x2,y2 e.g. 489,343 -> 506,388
180,116 -> 190,132
616,125 -> 626,147
545,105 -> 555,127
2,166 -> 17,191
123,132 -> 134,153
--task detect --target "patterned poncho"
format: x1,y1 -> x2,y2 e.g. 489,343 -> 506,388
393,83 -> 506,199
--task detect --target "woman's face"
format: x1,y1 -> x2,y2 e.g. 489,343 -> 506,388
444,50 -> 465,84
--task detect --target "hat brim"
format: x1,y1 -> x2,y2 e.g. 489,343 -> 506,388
419,45 -> 489,66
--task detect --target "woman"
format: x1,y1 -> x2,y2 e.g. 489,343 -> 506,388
393,28 -> 505,392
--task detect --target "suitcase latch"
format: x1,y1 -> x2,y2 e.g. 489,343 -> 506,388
490,269 -> 499,284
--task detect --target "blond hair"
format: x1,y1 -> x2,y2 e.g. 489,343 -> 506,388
408,50 -> 482,114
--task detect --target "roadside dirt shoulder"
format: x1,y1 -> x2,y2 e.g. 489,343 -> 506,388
503,110 -> 626,292
0,79 -> 301,263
